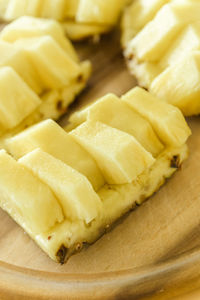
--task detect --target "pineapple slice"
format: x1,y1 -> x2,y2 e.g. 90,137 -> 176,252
0,16 -> 78,61
14,36 -> 81,90
121,0 -> 170,47
62,21 -> 112,41
0,89 -> 191,263
76,0 -> 127,25
70,120 -> 155,184
67,93 -> 164,157
5,119 -> 105,191
0,0 -> 128,40
127,2 -> 200,62
40,0 -> 65,21
122,87 -> 191,146
4,0 -> 41,21
151,51 -> 200,116
0,40 -> 42,94
0,66 -> 41,130
19,149 -> 102,224
160,22 -> 200,68
0,149 -> 63,234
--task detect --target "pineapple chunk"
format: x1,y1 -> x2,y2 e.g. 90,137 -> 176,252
4,0 -> 41,20
5,119 -> 105,191
64,0 -> 79,18
19,149 -> 102,224
67,93 -> 164,157
151,51 -> 200,116
128,2 -> 200,62
62,21 -> 112,41
122,87 -> 191,146
0,40 -> 42,94
76,0 -> 127,25
160,22 -> 200,68
121,0 -> 170,46
0,16 -> 78,61
0,150 -> 63,234
14,36 -> 81,90
40,0 -> 65,21
70,120 -> 155,185
0,66 -> 41,130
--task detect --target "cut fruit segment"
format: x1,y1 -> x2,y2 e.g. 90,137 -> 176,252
67,93 -> 164,157
151,51 -> 200,116
4,0 -> 41,20
127,2 -> 200,62
0,149 -> 63,234
0,16 -> 78,61
70,120 -> 155,185
76,0 -> 127,25
160,22 -> 200,68
19,149 -> 102,224
40,0 -> 65,21
62,21 -> 112,41
121,0 -> 170,46
5,119 -> 105,192
14,36 -> 81,90
122,87 -> 191,147
0,40 -> 42,94
0,66 -> 41,130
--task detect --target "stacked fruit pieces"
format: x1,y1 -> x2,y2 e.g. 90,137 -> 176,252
0,0 -> 130,40
122,0 -> 200,116
0,87 -> 190,263
0,16 -> 91,140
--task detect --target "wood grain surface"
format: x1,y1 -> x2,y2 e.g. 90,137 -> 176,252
0,29 -> 200,299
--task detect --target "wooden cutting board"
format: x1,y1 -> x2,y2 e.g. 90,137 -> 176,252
0,29 -> 200,300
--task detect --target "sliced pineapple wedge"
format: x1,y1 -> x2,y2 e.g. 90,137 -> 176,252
0,88 -> 190,263
66,93 -> 164,157
0,149 -> 64,235
70,120 -> 155,184
19,148 -> 102,224
0,0 -> 128,40
122,87 -> 191,147
123,0 -> 200,116
5,119 -> 105,191
0,16 -> 91,138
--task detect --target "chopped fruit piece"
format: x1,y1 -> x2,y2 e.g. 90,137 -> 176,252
0,16 -> 78,61
0,150 -> 63,234
0,66 -> 41,130
4,0 -> 41,20
5,119 -> 105,191
151,51 -> 200,116
76,0 -> 127,25
128,2 -> 200,62
62,22 -> 112,41
121,0 -> 170,46
0,40 -> 42,94
19,149 -> 102,224
64,0 -> 79,18
14,36 -> 81,90
40,0 -> 65,20
70,120 -> 155,184
67,93 -> 164,157
122,87 -> 191,146
160,22 -> 200,68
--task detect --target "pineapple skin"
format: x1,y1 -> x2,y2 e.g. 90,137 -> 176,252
35,144 -> 188,263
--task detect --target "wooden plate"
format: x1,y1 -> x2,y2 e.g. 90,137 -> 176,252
1,30 -> 200,300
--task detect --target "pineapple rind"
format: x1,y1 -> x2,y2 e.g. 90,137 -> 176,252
35,144 -> 188,263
